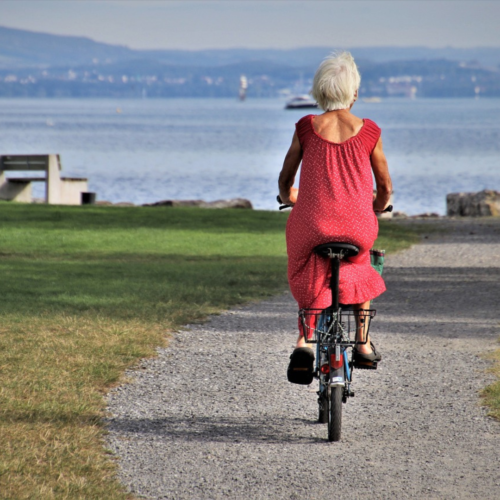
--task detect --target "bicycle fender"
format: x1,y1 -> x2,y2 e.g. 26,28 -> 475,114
329,367 -> 345,387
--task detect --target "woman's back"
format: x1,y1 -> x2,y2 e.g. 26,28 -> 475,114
311,110 -> 364,144
292,112 -> 380,234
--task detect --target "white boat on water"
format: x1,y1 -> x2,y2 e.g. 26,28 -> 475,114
285,95 -> 318,109
239,75 -> 247,101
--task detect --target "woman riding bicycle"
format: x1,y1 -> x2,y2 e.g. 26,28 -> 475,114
278,51 -> 393,379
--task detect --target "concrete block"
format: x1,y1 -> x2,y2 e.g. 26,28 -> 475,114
0,179 -> 33,202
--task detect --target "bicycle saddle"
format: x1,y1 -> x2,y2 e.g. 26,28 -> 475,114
313,242 -> 360,258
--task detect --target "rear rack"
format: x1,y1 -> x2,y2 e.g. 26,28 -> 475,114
299,308 -> 376,346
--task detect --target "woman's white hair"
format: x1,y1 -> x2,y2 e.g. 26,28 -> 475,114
311,51 -> 361,111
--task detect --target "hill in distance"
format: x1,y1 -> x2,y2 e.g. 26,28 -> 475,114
1,25 -> 500,69
1,26 -> 499,98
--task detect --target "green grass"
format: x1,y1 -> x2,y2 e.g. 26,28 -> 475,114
0,202 -> 420,498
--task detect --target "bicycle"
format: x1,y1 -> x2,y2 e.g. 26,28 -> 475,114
278,196 -> 391,441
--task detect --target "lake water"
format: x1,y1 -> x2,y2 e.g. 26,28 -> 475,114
0,97 -> 499,215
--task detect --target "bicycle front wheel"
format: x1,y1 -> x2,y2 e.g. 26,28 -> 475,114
318,388 -> 328,424
328,386 -> 343,441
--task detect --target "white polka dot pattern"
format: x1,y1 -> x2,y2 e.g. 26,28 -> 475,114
286,115 -> 386,310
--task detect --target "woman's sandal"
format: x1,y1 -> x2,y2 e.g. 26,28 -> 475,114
287,347 -> 315,385
352,342 -> 382,370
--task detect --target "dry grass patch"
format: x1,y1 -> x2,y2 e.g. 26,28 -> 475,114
0,314 -> 167,499
481,337 -> 500,421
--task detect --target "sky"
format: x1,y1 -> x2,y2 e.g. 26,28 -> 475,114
1,0 -> 499,50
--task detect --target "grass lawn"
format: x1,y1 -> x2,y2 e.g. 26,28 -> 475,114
0,202 -> 420,499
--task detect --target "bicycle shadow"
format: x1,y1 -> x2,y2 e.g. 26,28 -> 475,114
106,415 -> 325,444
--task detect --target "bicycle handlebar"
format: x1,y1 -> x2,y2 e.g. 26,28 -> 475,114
277,195 -> 393,213
276,195 -> 291,210
378,204 -> 393,213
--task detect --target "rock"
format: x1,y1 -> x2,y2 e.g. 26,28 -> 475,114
143,198 -> 253,209
447,189 -> 500,217
410,212 -> 441,218
392,211 -> 408,219
143,200 -> 203,207
95,200 -> 136,207
172,200 -> 205,207
201,198 -> 253,209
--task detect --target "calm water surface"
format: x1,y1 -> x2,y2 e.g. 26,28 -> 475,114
0,97 -> 499,214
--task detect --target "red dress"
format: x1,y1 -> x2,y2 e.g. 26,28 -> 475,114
286,115 -> 386,310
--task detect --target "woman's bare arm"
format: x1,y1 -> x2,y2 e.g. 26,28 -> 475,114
278,132 -> 302,205
371,137 -> 393,212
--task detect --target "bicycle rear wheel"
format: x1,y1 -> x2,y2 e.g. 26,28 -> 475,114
328,386 -> 343,441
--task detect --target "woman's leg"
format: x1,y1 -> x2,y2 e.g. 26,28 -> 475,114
296,335 -> 312,349
296,302 -> 375,351
353,300 -> 374,354
295,312 -> 315,349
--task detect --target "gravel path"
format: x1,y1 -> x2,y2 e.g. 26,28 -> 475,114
107,217 -> 500,499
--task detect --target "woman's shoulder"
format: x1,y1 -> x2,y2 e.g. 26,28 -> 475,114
362,118 -> 381,132
295,115 -> 315,145
296,114 -> 315,127
359,118 -> 381,153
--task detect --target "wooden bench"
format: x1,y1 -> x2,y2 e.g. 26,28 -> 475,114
0,155 -> 88,205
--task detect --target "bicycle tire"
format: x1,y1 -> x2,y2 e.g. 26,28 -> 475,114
318,390 -> 328,423
328,386 -> 343,441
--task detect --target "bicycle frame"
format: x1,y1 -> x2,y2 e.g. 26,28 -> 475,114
298,250 -> 376,440
316,309 -> 352,401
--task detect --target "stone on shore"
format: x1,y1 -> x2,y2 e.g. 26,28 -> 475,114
410,212 -> 441,218
447,189 -> 500,217
392,211 -> 408,218
202,198 -> 253,209
143,198 -> 253,209
95,200 -> 136,207
143,199 -> 204,207
114,202 -> 135,207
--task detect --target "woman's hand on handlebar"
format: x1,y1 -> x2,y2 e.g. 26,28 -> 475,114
280,187 -> 298,206
374,204 -> 393,213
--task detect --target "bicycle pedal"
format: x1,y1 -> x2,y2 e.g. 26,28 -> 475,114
353,361 -> 377,370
